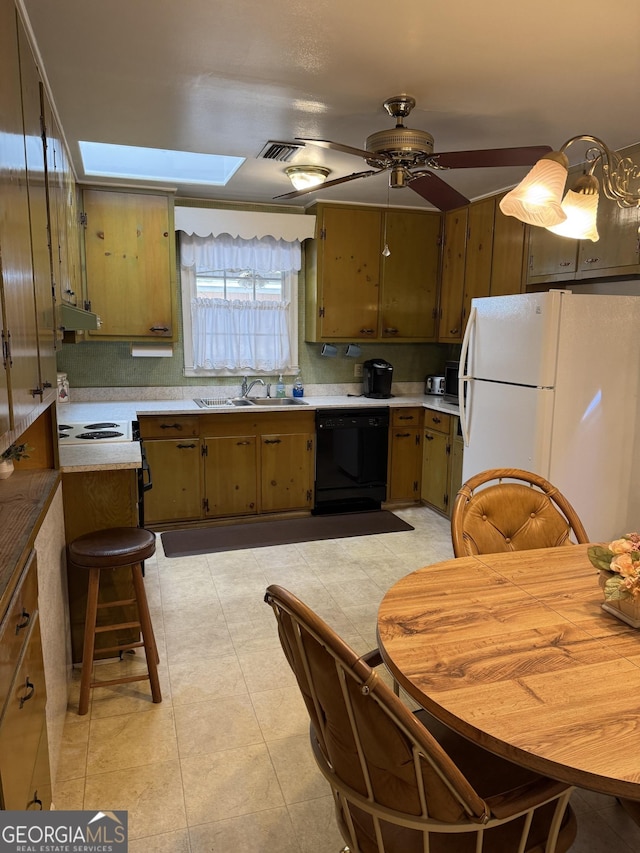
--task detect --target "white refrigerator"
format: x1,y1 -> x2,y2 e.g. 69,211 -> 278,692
459,290 -> 640,542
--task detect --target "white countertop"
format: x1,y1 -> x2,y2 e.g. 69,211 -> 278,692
57,393 -> 459,473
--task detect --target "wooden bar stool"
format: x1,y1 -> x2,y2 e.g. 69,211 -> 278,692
69,527 -> 162,715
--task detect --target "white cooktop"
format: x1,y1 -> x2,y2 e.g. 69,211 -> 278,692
57,420 -> 132,444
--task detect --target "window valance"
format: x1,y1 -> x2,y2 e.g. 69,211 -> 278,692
174,206 -> 316,242
179,232 -> 303,272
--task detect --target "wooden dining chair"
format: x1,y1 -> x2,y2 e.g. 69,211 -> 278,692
451,467 -> 589,558
264,583 -> 577,853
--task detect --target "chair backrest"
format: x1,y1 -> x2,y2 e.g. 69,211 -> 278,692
451,468 -> 589,558
264,583 -> 576,853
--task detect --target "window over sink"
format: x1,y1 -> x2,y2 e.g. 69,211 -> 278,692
179,231 -> 300,376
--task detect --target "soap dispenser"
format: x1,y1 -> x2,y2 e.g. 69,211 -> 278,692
293,374 -> 304,398
275,374 -> 286,398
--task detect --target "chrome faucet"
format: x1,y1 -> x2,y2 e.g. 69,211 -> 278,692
241,377 -> 266,397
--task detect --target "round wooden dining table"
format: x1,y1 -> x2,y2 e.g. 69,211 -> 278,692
377,544 -> 640,800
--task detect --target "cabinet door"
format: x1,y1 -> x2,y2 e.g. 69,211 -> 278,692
204,435 -> 258,518
0,614 -> 51,811
490,196 -> 527,297
316,205 -> 381,339
0,1 -> 41,430
526,225 -> 577,283
449,435 -> 464,515
143,438 -> 202,523
388,428 -> 422,502
461,197 -> 495,327
577,197 -> 640,277
17,24 -> 57,395
438,207 -> 468,342
379,210 -> 440,340
421,429 -> 450,513
84,190 -> 174,339
260,432 -> 314,512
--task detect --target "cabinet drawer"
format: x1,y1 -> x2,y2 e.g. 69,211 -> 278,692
423,410 -> 452,434
138,416 -> 199,439
391,407 -> 423,427
0,552 -> 38,709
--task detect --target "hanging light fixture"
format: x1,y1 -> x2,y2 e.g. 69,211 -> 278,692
499,135 -> 640,237
499,152 -> 569,227
285,165 -> 331,191
546,173 -> 600,242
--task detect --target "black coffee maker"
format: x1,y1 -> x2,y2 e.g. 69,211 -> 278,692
362,358 -> 393,399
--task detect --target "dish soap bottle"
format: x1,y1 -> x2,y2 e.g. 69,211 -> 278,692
293,374 -> 304,398
276,374 -> 286,398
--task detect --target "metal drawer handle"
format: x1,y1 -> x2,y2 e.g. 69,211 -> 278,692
395,432 -> 411,438
236,440 -> 251,446
149,325 -> 170,333
383,327 -> 398,335
15,608 -> 30,634
264,438 -> 282,444
19,678 -> 35,709
559,261 -> 572,267
425,434 -> 434,441
398,415 -> 414,420
160,423 -> 183,430
584,257 -> 600,264
359,328 -> 375,335
432,416 -> 441,424
176,443 -> 196,449
449,327 -> 459,335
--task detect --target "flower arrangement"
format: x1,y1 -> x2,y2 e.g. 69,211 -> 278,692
0,442 -> 32,462
588,534 -> 640,602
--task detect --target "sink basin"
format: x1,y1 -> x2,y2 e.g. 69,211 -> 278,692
230,398 -> 255,407
194,397 -> 253,408
246,397 -> 308,406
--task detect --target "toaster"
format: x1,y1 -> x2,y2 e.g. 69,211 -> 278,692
424,375 -> 445,395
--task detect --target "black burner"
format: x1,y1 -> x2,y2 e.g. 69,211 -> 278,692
77,430 -> 124,440
58,424 -> 72,431
84,422 -> 119,429
59,432 -> 70,439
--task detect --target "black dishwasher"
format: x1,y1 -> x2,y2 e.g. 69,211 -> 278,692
314,408 -> 389,514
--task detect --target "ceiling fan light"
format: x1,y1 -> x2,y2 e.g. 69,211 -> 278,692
546,176 -> 600,241
499,154 -> 569,227
285,166 -> 331,191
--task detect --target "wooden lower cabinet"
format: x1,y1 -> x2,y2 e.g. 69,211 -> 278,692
62,468 -> 139,663
387,408 -> 423,503
144,438 -> 203,523
139,411 -> 315,526
204,435 -> 257,518
0,551 -> 51,810
260,432 -> 314,513
421,412 -> 463,517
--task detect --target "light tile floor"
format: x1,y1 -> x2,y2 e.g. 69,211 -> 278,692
54,506 -> 640,852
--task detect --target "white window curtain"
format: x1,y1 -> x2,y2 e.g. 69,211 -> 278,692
180,232 -> 300,374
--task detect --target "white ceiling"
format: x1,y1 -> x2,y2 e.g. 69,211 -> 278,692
20,0 -> 640,211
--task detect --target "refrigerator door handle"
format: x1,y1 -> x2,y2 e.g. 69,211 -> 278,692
458,306 -> 476,447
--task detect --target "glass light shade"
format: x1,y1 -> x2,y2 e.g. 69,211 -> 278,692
285,166 -> 330,191
499,157 -> 569,227
546,186 -> 600,241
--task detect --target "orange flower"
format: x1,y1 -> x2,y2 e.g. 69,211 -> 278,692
609,537 -> 635,554
610,553 -> 638,577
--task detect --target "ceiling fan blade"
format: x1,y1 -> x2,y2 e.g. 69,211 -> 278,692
407,172 -> 470,211
296,137 -> 389,167
432,145 -> 553,169
273,169 -> 382,200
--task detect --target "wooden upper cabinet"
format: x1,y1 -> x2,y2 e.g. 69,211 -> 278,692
379,210 -> 440,340
17,22 -> 57,395
526,224 -> 577,283
438,207 -> 468,342
461,197 -> 495,325
490,195 -> 527,297
307,204 -> 381,340
305,203 -> 440,342
576,194 -> 640,277
83,189 -> 176,340
0,0 -> 40,429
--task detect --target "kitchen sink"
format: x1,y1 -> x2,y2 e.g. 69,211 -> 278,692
246,397 -> 308,406
194,397 -> 253,408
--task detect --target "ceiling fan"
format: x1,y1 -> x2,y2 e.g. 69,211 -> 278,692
274,95 -> 552,211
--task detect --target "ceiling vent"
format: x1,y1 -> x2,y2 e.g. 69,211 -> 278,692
257,141 -> 304,162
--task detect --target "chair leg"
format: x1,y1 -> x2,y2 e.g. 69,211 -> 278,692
78,567 -> 100,715
131,563 -> 162,704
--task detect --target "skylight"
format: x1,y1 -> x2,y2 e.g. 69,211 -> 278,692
78,142 -> 244,185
